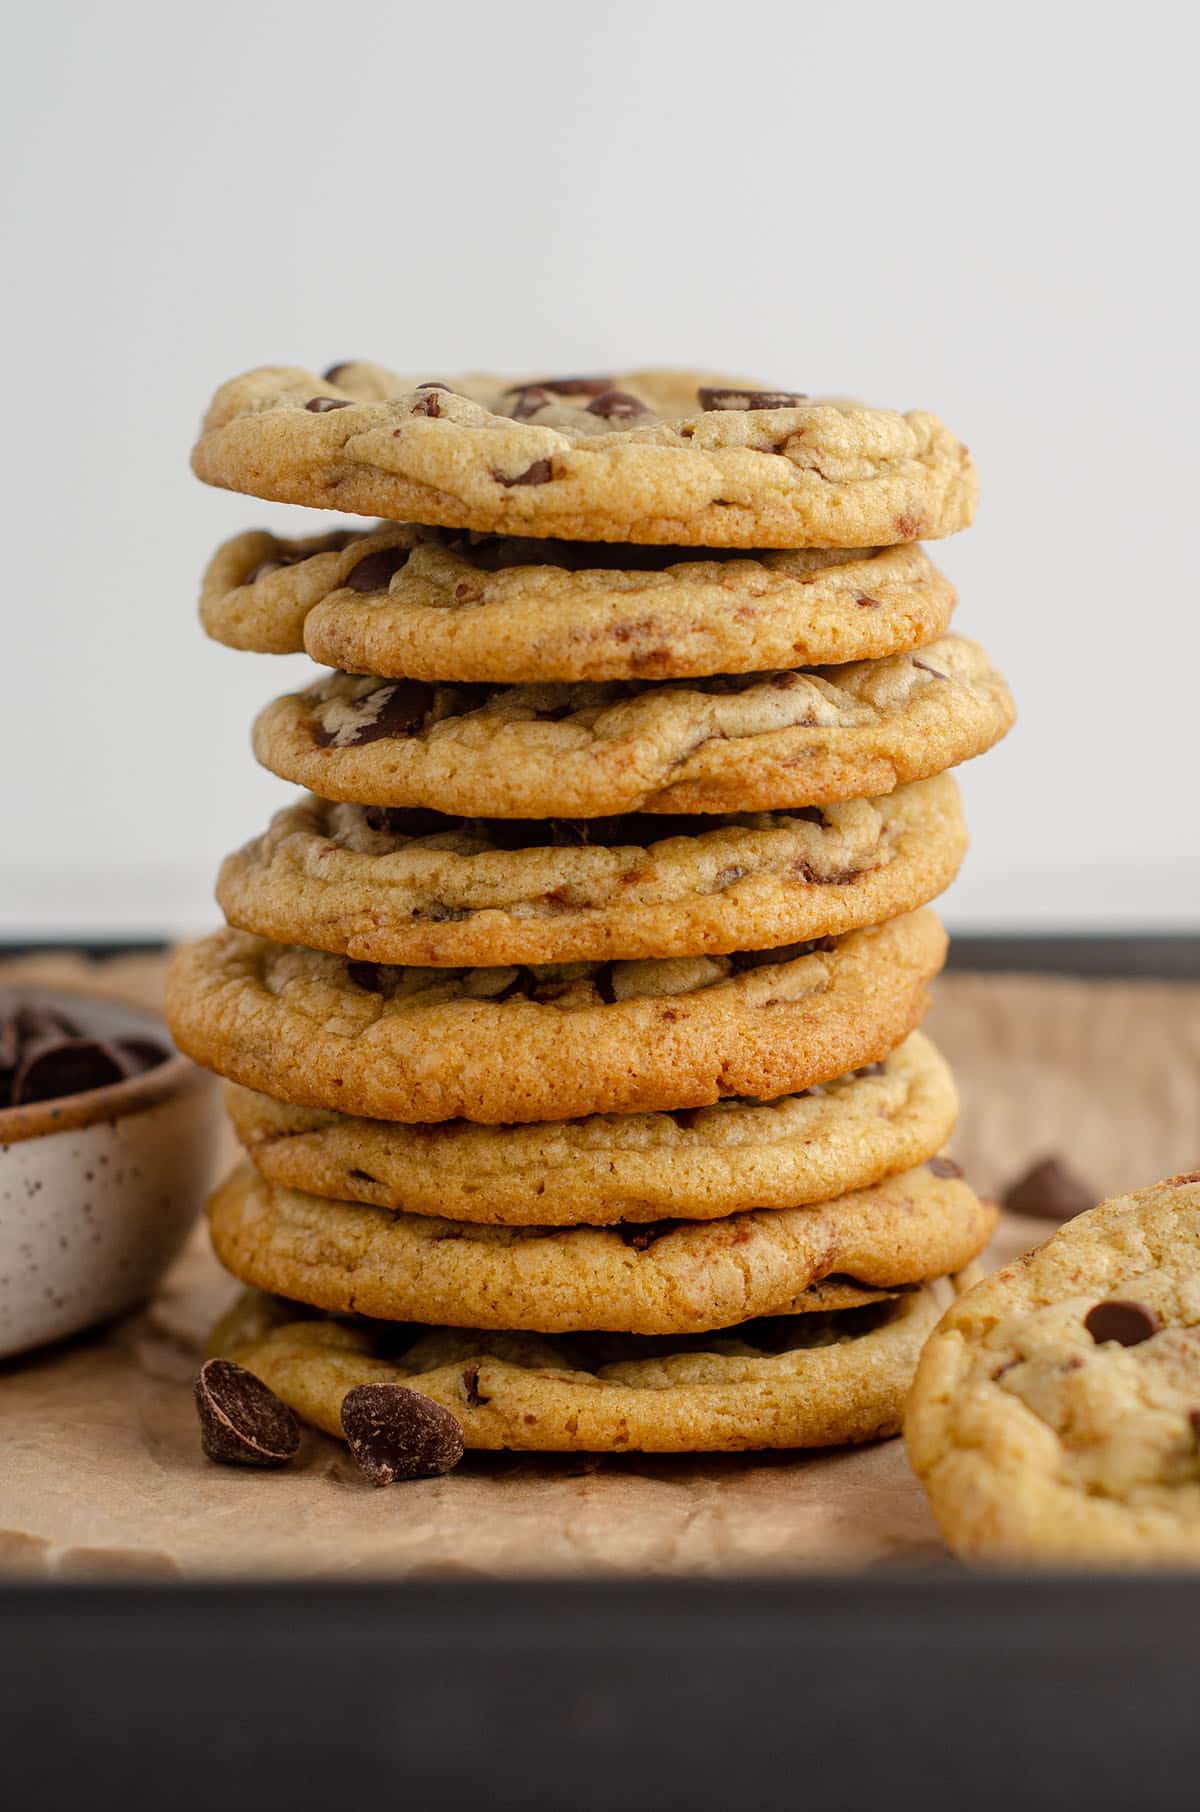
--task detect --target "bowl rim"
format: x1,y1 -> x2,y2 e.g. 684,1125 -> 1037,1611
0,983 -> 212,1146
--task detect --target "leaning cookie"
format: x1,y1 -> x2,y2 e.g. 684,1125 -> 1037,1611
906,1173 -> 1200,1566
165,911 -> 946,1125
201,525 -> 957,679
192,367 -> 977,550
208,1159 -> 995,1336
210,1282 -> 954,1453
251,637 -> 1013,818
225,1030 -> 958,1225
215,777 -> 966,966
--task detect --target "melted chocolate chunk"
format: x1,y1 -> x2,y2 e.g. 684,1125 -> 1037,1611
313,679 -> 436,748
363,805 -> 452,838
194,1359 -> 300,1468
585,390 -> 650,420
618,1221 -> 677,1251
305,396 -> 352,412
510,375 -> 611,398
1084,1299 -> 1161,1348
461,1364 -> 488,1408
345,547 -> 411,593
492,459 -> 554,487
729,937 -> 836,973
1002,1156 -> 1095,1223
340,1382 -> 464,1486
698,387 -> 808,411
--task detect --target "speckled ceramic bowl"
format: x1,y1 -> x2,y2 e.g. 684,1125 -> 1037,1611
0,987 -> 222,1360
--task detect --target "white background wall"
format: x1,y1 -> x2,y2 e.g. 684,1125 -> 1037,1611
3,0 -> 1196,936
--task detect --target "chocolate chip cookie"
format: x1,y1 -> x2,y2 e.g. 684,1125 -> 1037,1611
165,910 -> 946,1124
250,637 -> 1012,818
906,1173 -> 1200,1565
209,1158 -> 994,1335
201,525 -> 957,679
209,1281 -> 955,1452
225,1030 -> 957,1224
215,776 -> 965,966
192,367 -> 977,548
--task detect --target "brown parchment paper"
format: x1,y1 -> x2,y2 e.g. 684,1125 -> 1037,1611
2,953 -> 1198,1579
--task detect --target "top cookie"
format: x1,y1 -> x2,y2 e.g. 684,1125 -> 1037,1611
192,366 -> 977,549
906,1173 -> 1200,1566
200,526 -> 957,681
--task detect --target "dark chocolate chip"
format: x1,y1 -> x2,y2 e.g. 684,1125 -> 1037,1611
1084,1299 -> 1161,1348
585,389 -> 650,420
415,380 -> 452,391
346,960 -> 387,993
194,1358 -> 300,1468
927,1155 -> 964,1179
11,1037 -> 132,1106
698,387 -> 808,410
339,1382 -> 464,1486
1002,1156 -> 1095,1223
730,937 -> 836,973
510,375 -> 611,397
461,1364 -> 488,1408
593,964 -> 618,1005
305,396 -> 352,412
363,805 -> 451,838
509,386 -> 556,420
344,546 -> 410,592
313,679 -> 436,748
493,459 -> 554,487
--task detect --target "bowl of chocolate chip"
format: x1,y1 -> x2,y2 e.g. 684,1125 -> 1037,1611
0,987 -> 221,1359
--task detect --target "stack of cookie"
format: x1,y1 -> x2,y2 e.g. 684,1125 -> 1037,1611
167,367 -> 1014,1458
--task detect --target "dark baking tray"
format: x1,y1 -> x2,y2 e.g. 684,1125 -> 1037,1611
3,934 -> 1199,1812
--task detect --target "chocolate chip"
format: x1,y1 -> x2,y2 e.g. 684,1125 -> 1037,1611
698,387 -> 808,410
926,1155 -> 963,1179
11,1037 -> 132,1106
1084,1300 -> 1161,1347
511,375 -> 611,397
461,1364 -> 488,1408
363,805 -> 451,838
305,396 -> 352,412
1002,1156 -> 1095,1223
313,679 -> 436,748
493,459 -> 554,487
344,546 -> 410,592
346,961 -> 386,993
194,1358 -> 300,1468
585,390 -> 650,420
339,1383 -> 464,1486
415,380 -> 452,391
618,1221 -> 676,1251
411,393 -> 441,417
322,362 -> 357,382
730,937 -> 836,972
509,386 -> 556,420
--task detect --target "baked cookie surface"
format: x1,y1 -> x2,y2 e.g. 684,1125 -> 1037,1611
192,367 -> 977,549
226,1029 -> 958,1224
210,1282 -> 951,1452
165,911 -> 946,1125
209,1158 -> 994,1335
201,525 -> 957,679
251,637 -> 1012,818
215,776 -> 965,966
906,1174 -> 1200,1565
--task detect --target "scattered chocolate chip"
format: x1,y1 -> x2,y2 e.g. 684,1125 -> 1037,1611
511,375 -> 611,397
346,961 -> 386,993
855,593 -> 881,609
461,1364 -> 488,1408
194,1358 -> 300,1468
730,937 -> 836,972
415,380 -> 452,391
618,1221 -> 676,1251
339,1383 -> 464,1486
313,679 -> 436,748
698,387 -> 808,411
345,546 -> 410,592
493,459 -> 554,487
305,396 -> 352,412
585,389 -> 650,420
509,386 -> 557,420
1084,1299 -> 1161,1348
926,1155 -> 964,1179
1002,1156 -> 1095,1223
